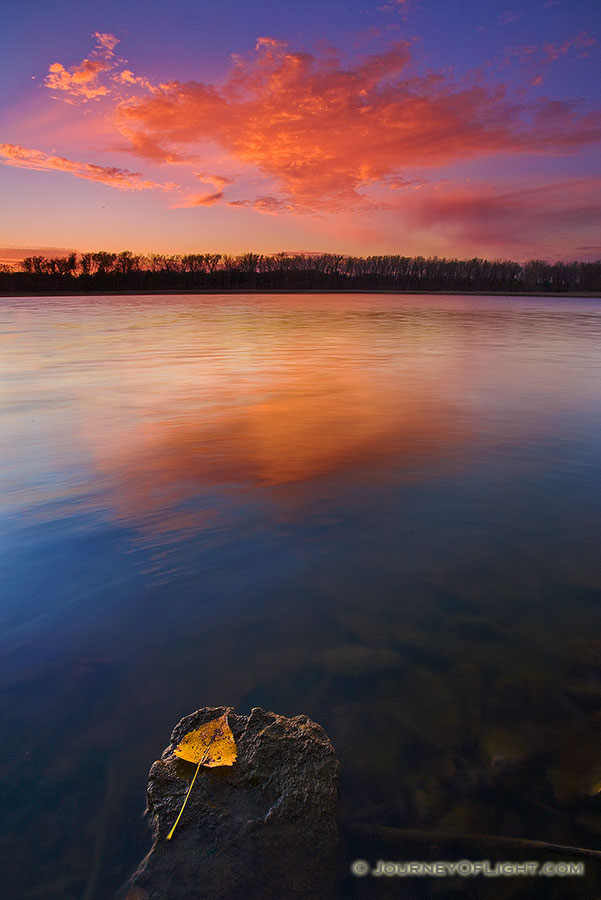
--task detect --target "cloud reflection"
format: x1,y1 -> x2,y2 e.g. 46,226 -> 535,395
78,312 -> 471,533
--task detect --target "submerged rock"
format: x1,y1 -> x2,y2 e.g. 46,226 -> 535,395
121,706 -> 341,900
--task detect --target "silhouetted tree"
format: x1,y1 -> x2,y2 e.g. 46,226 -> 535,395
3,250 -> 600,294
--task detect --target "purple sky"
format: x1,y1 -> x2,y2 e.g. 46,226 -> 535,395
1,0 -> 600,262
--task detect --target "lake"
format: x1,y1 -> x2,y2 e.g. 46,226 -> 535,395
2,293 -> 601,899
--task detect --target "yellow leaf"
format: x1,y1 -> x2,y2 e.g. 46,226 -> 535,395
167,713 -> 237,841
173,713 -> 237,767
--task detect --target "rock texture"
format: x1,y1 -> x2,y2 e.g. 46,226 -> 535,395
122,707 -> 340,900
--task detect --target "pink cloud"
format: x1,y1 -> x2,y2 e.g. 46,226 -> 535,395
401,177 -> 601,251
0,246 -> 78,267
252,195 -> 295,213
0,143 -> 173,191
378,0 -> 411,14
172,190 -> 224,207
195,172 -> 234,188
542,32 -> 596,61
225,196 -> 298,213
506,32 -> 596,84
113,130 -> 199,164
509,31 -> 597,63
498,10 -> 525,26
93,32 -> 120,55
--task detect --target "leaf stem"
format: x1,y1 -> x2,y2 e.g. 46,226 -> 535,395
166,755 -> 204,841
166,719 -> 227,842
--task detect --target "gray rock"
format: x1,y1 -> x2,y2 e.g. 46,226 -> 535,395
121,707 -> 341,900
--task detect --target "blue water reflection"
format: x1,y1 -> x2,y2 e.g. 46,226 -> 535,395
1,293 -> 601,898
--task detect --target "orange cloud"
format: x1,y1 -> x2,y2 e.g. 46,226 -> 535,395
46,59 -> 111,101
112,38 -> 601,212
117,70 -> 155,91
45,32 -> 121,101
0,143 -> 173,191
41,33 -> 601,218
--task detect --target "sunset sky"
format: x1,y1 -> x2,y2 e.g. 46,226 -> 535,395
1,0 -> 600,262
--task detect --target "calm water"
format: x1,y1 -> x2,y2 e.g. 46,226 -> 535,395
2,293 -> 601,899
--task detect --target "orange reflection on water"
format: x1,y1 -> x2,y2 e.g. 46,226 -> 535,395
6,294 -> 579,536
80,319 -> 471,530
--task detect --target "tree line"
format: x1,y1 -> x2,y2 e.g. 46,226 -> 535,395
1,250 -> 599,293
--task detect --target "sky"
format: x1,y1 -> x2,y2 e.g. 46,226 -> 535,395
1,0 -> 600,263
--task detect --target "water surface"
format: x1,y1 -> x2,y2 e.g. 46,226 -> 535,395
2,293 -> 601,898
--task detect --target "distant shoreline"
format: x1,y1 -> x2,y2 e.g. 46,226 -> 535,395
5,252 -> 598,294
1,289 -> 600,298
